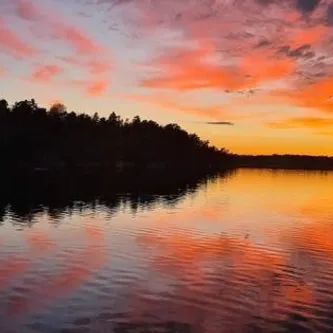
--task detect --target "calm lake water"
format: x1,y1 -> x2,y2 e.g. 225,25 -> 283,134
1,169 -> 333,333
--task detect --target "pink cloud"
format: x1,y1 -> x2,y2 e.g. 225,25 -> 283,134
9,0 -> 113,98
87,60 -> 112,75
14,0 -> 112,97
53,24 -> 101,55
32,65 -> 62,82
0,18 -> 36,58
106,0 -> 331,96
16,0 -> 103,55
59,56 -> 111,75
16,0 -> 42,21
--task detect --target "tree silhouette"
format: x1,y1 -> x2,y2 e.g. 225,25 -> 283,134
3,98 -> 329,172
0,98 -> 229,171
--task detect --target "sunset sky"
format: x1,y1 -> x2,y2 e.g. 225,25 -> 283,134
2,0 -> 333,154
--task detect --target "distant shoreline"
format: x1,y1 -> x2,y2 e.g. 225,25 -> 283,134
4,155 -> 333,173
229,154 -> 333,171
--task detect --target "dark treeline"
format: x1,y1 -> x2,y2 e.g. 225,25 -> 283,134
230,154 -> 333,170
2,98 -> 333,172
0,98 -> 228,170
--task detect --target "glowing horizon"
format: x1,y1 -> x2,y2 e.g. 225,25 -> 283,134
2,0 -> 333,155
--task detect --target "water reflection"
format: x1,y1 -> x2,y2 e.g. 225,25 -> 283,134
1,169 -> 333,333
0,169 -> 224,224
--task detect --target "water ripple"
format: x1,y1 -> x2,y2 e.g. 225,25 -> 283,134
1,170 -> 333,332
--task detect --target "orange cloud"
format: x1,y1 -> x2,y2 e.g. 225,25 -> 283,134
124,94 -> 226,120
141,41 -> 244,91
284,76 -> 333,113
290,25 -> 328,48
32,65 -> 62,82
87,80 -> 108,97
268,117 -> 333,130
241,52 -> 295,85
0,18 -> 36,58
142,40 -> 295,93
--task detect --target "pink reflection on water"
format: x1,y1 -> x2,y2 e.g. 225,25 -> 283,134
6,223 -> 107,316
27,231 -> 55,252
0,257 -> 30,292
1,230 -> 55,294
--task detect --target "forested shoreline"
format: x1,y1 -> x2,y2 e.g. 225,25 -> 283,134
0,99 -> 228,171
1,98 -> 333,172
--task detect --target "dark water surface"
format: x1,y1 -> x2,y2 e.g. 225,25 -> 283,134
1,169 -> 333,333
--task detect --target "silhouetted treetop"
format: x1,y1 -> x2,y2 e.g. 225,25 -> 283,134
49,102 -> 67,115
0,98 -> 228,170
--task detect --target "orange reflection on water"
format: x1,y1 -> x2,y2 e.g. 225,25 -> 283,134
135,230 -> 317,332
129,170 -> 333,331
2,169 -> 333,332
138,231 -> 285,276
292,222 -> 333,258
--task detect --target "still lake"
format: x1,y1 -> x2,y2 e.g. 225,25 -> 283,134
1,168 -> 333,333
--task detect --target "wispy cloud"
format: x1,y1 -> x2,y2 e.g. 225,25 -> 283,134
16,0 -> 102,55
11,0 -> 112,97
31,65 -> 62,82
124,93 -> 228,120
268,117 -> 333,129
0,18 -> 37,58
206,121 -> 234,126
